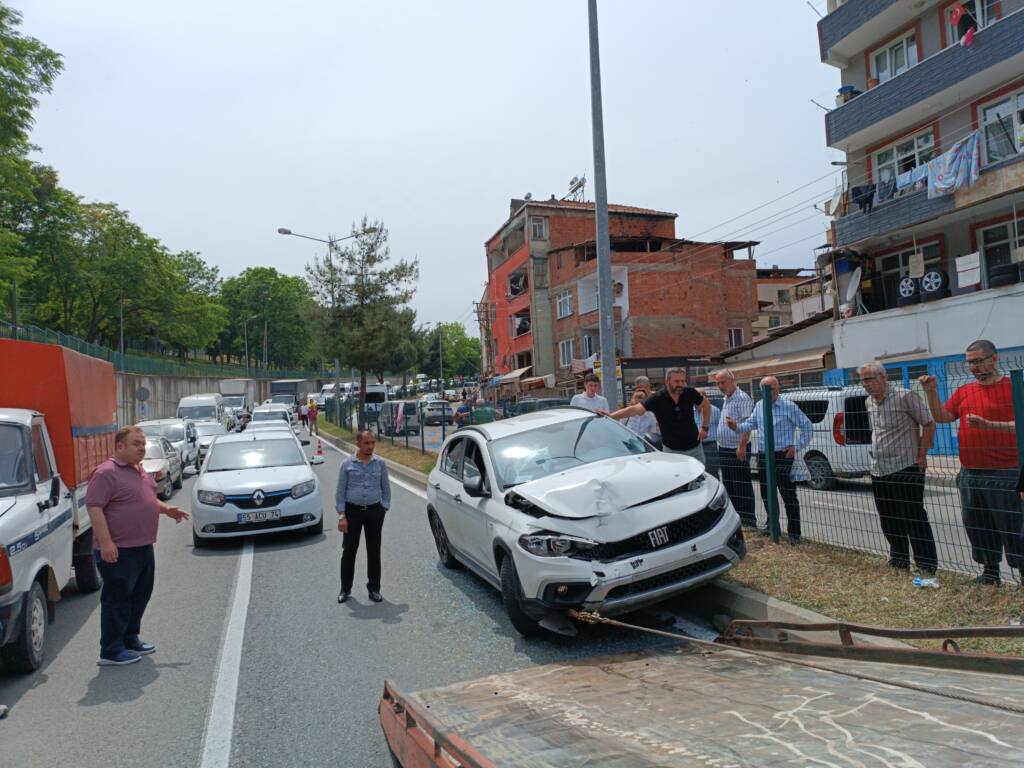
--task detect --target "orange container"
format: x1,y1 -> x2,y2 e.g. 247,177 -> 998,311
0,340 -> 117,488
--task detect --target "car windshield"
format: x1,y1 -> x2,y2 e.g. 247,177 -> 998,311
253,410 -> 288,422
196,424 -> 226,437
144,441 -> 164,459
142,424 -> 185,442
270,395 -> 293,405
365,391 -> 386,404
490,416 -> 651,488
221,396 -> 245,408
206,439 -> 305,471
179,405 -> 217,420
0,424 -> 30,494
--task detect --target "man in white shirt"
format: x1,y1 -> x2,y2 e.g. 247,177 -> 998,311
570,373 -> 610,413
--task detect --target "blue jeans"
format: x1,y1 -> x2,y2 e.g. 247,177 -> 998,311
96,545 -> 155,657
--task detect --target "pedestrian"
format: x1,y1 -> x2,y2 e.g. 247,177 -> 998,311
336,430 -> 391,604
920,340 -> 1022,585
300,401 -> 309,429
610,367 -> 710,463
454,397 -> 473,429
858,362 -> 938,576
84,426 -> 189,666
308,399 -> 319,436
570,373 -> 610,413
695,401 -> 722,480
715,369 -> 756,528
623,389 -> 659,438
725,376 -> 813,544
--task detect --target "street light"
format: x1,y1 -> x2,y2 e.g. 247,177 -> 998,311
243,313 -> 260,375
276,227 -> 378,248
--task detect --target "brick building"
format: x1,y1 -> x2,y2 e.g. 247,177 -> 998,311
481,197 -> 760,387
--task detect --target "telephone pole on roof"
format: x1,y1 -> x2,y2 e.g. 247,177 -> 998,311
587,0 -> 618,406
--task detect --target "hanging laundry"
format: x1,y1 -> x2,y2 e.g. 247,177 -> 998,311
850,184 -> 876,214
927,130 -> 980,199
896,163 -> 929,192
874,177 -> 897,204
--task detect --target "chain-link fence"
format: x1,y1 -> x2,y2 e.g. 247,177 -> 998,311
712,356 -> 1024,584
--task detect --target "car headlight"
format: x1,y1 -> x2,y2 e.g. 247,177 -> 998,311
518,532 -> 598,558
708,480 -> 730,511
291,480 -> 316,499
198,490 -> 225,506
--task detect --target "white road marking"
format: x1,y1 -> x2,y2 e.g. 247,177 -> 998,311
199,538 -> 254,768
317,434 -> 428,500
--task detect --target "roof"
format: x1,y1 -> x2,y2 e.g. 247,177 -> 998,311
253,403 -> 290,411
0,408 -> 37,427
715,310 -> 833,359
466,407 -> 591,441
217,429 -> 295,444
548,236 -> 760,255
137,418 -> 185,426
487,198 -> 678,246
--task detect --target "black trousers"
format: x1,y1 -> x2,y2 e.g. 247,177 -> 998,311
871,466 -> 938,572
719,447 -> 756,526
95,544 -> 155,656
757,454 -> 800,537
958,468 -> 1024,571
340,503 -> 387,593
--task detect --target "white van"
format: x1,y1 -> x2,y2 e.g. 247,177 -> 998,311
363,383 -> 389,416
176,393 -> 229,429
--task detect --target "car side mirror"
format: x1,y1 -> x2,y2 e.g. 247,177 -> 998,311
310,454 -> 325,466
300,439 -> 311,446
49,475 -> 61,506
463,474 -> 486,498
645,433 -> 664,451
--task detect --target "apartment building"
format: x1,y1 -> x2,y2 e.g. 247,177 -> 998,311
818,0 -> 1024,372
753,267 -> 815,336
480,197 -> 760,384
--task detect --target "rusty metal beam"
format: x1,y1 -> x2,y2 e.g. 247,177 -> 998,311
724,619 -> 1024,641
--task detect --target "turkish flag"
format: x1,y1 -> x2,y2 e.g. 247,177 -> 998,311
949,3 -> 965,26
961,25 -> 976,46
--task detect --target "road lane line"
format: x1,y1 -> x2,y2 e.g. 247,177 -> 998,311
317,435 -> 428,500
199,538 -> 254,768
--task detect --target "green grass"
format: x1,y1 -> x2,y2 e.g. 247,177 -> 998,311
319,421 -> 438,475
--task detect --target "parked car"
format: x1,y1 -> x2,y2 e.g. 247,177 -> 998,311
252,402 -> 297,429
191,431 -> 324,547
138,418 -> 199,467
194,422 -> 228,469
176,393 -> 233,431
422,400 -> 454,426
379,400 -> 421,436
143,437 -> 184,500
426,409 -> 745,637
510,397 -> 571,416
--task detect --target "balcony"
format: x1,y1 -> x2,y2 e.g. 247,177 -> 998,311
826,9 -> 1024,150
818,0 -> 904,67
577,267 -> 629,315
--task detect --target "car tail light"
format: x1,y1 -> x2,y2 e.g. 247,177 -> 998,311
832,413 -> 846,445
0,548 -> 13,596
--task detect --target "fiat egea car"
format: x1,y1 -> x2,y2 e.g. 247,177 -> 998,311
426,408 -> 746,636
191,431 -> 324,547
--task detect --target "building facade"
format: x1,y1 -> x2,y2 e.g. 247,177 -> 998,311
753,267 -> 815,337
818,0 -> 1024,369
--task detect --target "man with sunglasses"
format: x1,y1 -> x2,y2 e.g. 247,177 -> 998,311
920,340 -> 1022,585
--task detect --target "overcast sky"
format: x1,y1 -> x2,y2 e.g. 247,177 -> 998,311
22,0 -> 841,331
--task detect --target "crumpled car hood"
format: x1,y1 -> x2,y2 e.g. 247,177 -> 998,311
510,452 -> 705,519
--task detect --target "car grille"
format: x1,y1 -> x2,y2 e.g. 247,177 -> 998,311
606,555 -> 729,600
210,513 -> 308,533
581,505 -> 726,562
225,490 -> 292,510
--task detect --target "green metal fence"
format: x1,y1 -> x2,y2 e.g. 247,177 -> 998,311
0,320 -> 318,379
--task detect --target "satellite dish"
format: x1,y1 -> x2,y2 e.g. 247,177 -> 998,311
845,267 -> 862,303
135,386 -> 150,402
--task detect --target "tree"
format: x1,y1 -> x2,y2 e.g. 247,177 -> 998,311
219,267 -> 314,368
418,322 -> 482,381
377,307 -> 419,389
306,218 -> 418,426
162,251 -> 227,356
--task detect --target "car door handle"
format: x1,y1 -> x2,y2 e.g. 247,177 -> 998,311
453,494 -> 463,504
430,482 -> 441,489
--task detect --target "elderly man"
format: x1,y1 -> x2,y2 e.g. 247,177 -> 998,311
85,426 -> 189,665
859,362 -> 938,575
920,340 -> 1022,585
610,367 -> 710,463
726,376 -> 813,544
715,370 -> 756,528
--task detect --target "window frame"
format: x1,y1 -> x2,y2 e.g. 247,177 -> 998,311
872,241 -> 942,309
580,335 -> 594,359
556,288 -> 573,319
441,437 -> 466,480
871,128 -> 937,188
30,423 -> 53,483
978,89 -> 1024,166
529,216 -> 547,241
727,328 -> 744,348
977,220 -> 1024,288
558,338 -> 575,368
869,29 -> 918,84
942,0 -> 993,49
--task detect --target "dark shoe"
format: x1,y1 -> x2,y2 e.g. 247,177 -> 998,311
787,534 -> 801,545
368,591 -> 383,603
337,591 -> 350,603
97,649 -> 141,666
973,573 -> 1001,586
887,559 -> 911,571
124,638 -> 156,655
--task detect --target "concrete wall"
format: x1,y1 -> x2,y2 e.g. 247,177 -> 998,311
117,373 -> 272,426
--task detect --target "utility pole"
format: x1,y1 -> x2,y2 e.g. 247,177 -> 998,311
119,297 -> 125,356
262,316 -> 268,369
10,278 -> 17,334
587,0 -> 618,407
438,322 -> 444,392
244,319 -> 250,376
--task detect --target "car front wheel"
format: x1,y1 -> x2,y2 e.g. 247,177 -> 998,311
2,581 -> 47,672
428,510 -> 460,569
805,454 -> 836,491
499,556 -> 540,637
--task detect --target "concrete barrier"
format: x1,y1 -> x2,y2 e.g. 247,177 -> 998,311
116,373 -> 274,425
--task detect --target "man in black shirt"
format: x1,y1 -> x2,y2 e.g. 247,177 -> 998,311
610,367 -> 711,463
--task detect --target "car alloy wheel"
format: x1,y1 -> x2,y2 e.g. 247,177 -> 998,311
898,276 -> 918,298
429,511 -> 460,569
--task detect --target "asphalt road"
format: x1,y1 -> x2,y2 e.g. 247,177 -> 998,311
0,430 -> 679,768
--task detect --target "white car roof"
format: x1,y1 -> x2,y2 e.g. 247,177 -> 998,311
465,407 -> 590,442
253,403 -> 289,412
216,430 -> 296,444
245,423 -> 293,432
138,418 -> 187,427
0,408 -> 40,427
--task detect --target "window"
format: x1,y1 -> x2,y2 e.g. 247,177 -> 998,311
515,350 -> 533,370
944,1 -> 990,48
728,328 -> 744,348
873,243 -> 941,309
530,216 -> 547,241
980,90 -> 1024,165
31,424 -> 52,483
776,289 -> 791,305
979,220 -> 1024,286
507,271 -> 528,297
580,335 -> 594,358
558,338 -> 575,367
768,315 -> 783,329
511,310 -> 531,338
870,31 -> 918,84
556,288 -> 573,318
873,130 -> 936,190
463,441 -> 486,489
794,400 -> 829,424
441,438 -> 465,478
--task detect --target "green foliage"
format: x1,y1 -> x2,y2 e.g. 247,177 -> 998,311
419,321 -> 481,378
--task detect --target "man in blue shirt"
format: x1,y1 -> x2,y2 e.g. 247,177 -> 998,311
726,376 -> 813,544
336,430 -> 392,603
695,402 -> 722,480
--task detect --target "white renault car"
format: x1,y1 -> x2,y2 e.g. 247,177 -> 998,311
426,409 -> 745,637
191,431 -> 325,547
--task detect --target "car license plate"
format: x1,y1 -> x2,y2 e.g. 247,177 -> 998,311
237,509 -> 281,524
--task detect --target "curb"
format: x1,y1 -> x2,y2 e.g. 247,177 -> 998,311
692,580 -> 910,648
316,430 -> 431,488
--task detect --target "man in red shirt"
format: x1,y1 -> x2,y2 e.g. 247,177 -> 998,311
921,340 -> 1021,585
85,426 -> 189,665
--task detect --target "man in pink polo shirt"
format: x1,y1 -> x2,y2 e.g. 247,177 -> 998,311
85,426 -> 189,666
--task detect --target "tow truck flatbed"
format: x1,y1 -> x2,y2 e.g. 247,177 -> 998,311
381,641 -> 1024,767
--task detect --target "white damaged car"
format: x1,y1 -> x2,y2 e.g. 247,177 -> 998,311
426,408 -> 745,636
